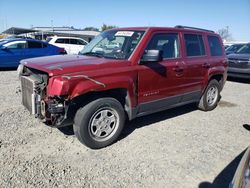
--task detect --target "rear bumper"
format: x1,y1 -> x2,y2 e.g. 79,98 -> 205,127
228,67 -> 250,79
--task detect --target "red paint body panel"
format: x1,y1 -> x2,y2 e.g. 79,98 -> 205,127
21,27 -> 227,110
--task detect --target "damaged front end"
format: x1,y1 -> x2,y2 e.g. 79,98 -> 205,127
18,65 -> 74,127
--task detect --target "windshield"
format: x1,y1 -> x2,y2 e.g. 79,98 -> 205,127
226,44 -> 244,52
235,43 -> 250,54
79,30 -> 145,59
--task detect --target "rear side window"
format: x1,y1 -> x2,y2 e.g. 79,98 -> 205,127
55,38 -> 70,44
70,39 -> 78,44
28,41 -> 43,48
184,34 -> 205,57
146,33 -> 180,59
70,39 -> 87,45
208,36 -> 223,56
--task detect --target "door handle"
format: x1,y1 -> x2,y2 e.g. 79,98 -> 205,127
173,66 -> 184,72
202,62 -> 211,68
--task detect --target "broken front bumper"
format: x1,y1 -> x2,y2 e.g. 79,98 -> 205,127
21,75 -> 74,127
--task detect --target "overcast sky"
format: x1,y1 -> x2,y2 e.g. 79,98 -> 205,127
0,0 -> 249,41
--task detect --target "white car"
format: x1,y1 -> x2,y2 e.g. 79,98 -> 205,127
46,36 -> 88,55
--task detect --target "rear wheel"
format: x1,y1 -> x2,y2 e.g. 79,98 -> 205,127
73,98 -> 125,149
198,79 -> 221,111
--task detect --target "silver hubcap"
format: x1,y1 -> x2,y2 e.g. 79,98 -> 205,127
206,86 -> 218,106
89,107 -> 119,141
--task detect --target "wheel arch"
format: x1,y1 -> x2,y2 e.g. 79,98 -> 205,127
208,74 -> 224,90
70,88 -> 133,121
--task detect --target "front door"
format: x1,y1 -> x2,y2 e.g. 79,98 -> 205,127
0,41 -> 27,67
137,32 -> 188,113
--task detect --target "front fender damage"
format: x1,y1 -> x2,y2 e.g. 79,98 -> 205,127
44,75 -> 107,127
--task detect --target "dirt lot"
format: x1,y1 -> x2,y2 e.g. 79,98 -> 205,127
0,70 -> 249,188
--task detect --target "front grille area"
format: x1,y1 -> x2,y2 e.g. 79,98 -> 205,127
21,76 -> 36,114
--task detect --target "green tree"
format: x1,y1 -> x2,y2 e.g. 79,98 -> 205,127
83,27 -> 99,31
101,24 -> 117,31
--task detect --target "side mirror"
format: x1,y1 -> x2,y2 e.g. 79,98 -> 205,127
0,46 -> 7,50
140,50 -> 162,63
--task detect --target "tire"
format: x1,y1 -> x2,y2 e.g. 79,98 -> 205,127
198,79 -> 221,111
73,98 -> 125,149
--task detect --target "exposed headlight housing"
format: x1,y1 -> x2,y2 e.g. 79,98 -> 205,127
17,64 -> 24,79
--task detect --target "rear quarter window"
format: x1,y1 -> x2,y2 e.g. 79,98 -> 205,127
28,41 -> 43,48
184,34 -> 205,57
77,39 -> 87,45
208,36 -> 223,56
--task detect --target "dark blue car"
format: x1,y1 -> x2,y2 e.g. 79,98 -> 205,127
0,39 -> 66,68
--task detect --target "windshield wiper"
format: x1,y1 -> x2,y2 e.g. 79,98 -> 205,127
81,52 -> 104,58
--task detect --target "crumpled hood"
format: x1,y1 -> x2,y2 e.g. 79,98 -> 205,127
21,55 -> 129,76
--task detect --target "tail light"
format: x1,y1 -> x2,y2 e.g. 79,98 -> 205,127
58,48 -> 67,54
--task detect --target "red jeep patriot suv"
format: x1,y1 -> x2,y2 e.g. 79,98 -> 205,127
18,26 -> 228,149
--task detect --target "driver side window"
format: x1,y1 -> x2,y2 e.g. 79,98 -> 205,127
146,33 -> 180,59
5,41 -> 27,49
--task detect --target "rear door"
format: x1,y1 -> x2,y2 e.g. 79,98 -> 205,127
54,38 -> 71,54
137,32 -> 188,113
182,33 -> 208,98
207,35 -> 224,69
24,41 -> 48,58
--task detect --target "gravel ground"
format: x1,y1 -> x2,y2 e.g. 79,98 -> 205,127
0,70 -> 249,188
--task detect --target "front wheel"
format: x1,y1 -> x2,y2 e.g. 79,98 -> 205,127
198,79 -> 221,111
73,98 -> 125,149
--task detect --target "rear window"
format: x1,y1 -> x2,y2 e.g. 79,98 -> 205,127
208,36 -> 223,56
184,34 -> 205,57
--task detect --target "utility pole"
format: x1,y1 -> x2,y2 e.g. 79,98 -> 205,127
51,20 -> 54,32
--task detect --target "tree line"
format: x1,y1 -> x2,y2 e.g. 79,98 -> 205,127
83,24 -> 117,32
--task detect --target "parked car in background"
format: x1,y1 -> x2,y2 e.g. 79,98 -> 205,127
229,146 -> 250,188
104,42 -> 122,50
226,43 -> 245,55
46,36 -> 88,55
0,39 -> 66,68
224,44 -> 231,49
227,43 -> 250,79
18,26 -> 227,149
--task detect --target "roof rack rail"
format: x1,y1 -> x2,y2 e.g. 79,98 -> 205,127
175,25 -> 214,33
